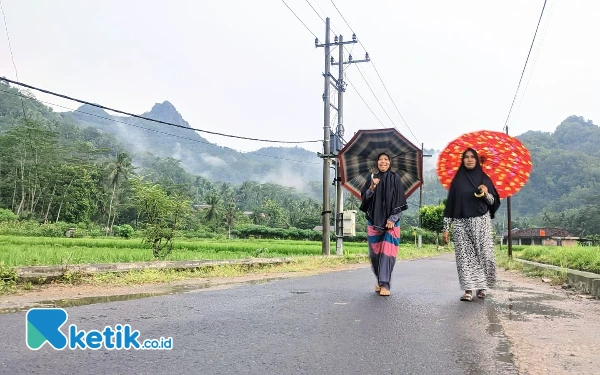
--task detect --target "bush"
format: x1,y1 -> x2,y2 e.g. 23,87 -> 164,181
39,222 -> 72,237
0,262 -> 17,291
0,209 -> 17,222
114,224 -> 134,239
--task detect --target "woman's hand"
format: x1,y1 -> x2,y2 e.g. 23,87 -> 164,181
385,220 -> 394,229
370,178 -> 380,192
443,231 -> 450,244
478,184 -> 489,195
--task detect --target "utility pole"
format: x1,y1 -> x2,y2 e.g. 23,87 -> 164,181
315,18 -> 332,255
417,143 -> 432,248
418,143 -> 432,228
335,34 -> 346,257
506,126 -> 513,258
317,25 -> 369,256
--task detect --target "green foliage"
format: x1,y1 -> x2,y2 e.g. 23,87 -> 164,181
132,179 -> 191,258
420,204 -> 445,234
0,208 -> 17,222
516,245 -> 600,274
232,225 -> 322,241
3,83 -> 600,244
114,224 -> 134,239
0,262 -> 17,292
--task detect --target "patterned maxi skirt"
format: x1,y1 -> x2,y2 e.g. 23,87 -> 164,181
367,220 -> 400,289
452,212 -> 496,291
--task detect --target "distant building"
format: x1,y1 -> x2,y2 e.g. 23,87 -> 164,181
312,225 -> 336,232
502,227 -> 580,246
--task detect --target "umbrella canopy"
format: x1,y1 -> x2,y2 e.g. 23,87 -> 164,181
337,128 -> 423,200
436,130 -> 532,198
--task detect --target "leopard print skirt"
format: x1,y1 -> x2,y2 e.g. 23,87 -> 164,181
451,212 -> 496,291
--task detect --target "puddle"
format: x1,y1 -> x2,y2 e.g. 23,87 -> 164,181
0,277 -> 293,315
0,292 -> 166,314
495,298 -> 576,321
486,302 -> 519,374
495,285 -> 536,293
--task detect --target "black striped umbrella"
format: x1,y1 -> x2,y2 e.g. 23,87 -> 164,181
337,128 -> 423,199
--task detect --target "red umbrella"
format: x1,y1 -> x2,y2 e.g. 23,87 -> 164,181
436,130 -> 532,198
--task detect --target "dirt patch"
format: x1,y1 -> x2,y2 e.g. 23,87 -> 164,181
0,263 -> 370,313
493,268 -> 600,375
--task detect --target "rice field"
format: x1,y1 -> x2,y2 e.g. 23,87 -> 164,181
0,235 -> 447,267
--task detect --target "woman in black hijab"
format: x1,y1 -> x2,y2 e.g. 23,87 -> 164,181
442,148 -> 500,301
360,152 -> 408,296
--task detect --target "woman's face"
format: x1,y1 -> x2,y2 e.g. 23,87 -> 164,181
377,154 -> 390,172
463,150 -> 477,170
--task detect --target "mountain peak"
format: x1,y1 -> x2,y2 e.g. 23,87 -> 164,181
76,104 -> 111,118
143,101 -> 189,127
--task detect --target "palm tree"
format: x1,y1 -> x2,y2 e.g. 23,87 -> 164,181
345,195 -> 360,211
204,194 -> 223,223
223,203 -> 237,239
105,152 -> 133,234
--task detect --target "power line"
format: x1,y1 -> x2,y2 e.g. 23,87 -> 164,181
305,0 -> 340,36
503,0 -> 548,132
0,77 -> 321,145
330,0 -> 420,145
345,76 -> 386,128
515,0 -> 556,119
0,0 -> 26,119
280,0 -> 319,40
0,1 -> 18,82
355,64 -> 398,129
305,0 -> 325,23
0,87 -> 321,166
369,61 -> 419,144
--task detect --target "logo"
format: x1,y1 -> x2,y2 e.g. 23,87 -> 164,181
26,308 -> 173,350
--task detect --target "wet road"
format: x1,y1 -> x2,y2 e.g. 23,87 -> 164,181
0,254 -> 519,374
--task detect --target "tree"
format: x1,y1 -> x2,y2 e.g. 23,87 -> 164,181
420,203 -> 445,248
204,194 -> 223,223
223,203 -> 237,239
132,179 -> 191,258
105,152 -> 133,234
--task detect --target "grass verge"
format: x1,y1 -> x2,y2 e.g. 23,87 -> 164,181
496,249 -> 568,285
0,240 -> 452,294
514,246 -> 600,274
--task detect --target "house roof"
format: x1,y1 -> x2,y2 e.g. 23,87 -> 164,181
511,227 -> 574,238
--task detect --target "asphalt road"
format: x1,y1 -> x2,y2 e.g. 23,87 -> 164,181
0,253 -> 519,374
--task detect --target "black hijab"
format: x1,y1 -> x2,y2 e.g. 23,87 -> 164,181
359,153 -> 408,230
444,148 -> 501,220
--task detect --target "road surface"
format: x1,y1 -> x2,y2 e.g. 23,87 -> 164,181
0,254 -> 529,374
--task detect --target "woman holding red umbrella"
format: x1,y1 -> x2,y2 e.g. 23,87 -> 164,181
442,148 -> 500,302
360,152 -> 408,296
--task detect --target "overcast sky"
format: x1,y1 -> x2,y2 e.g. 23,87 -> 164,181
1,0 -> 598,155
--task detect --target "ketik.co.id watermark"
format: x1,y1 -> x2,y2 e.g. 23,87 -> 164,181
26,308 -> 173,350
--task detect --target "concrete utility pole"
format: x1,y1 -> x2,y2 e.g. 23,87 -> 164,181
418,143 -> 433,228
317,19 -> 369,256
417,143 -> 432,248
317,18 -> 332,255
506,125 -> 513,258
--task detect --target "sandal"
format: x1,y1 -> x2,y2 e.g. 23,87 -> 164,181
477,290 -> 486,299
460,292 -> 473,302
379,287 -> 390,296
375,284 -> 381,293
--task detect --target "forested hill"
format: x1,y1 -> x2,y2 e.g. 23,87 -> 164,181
502,116 -> 600,234
0,82 -> 322,189
2,81 -> 599,236
68,99 -> 322,188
